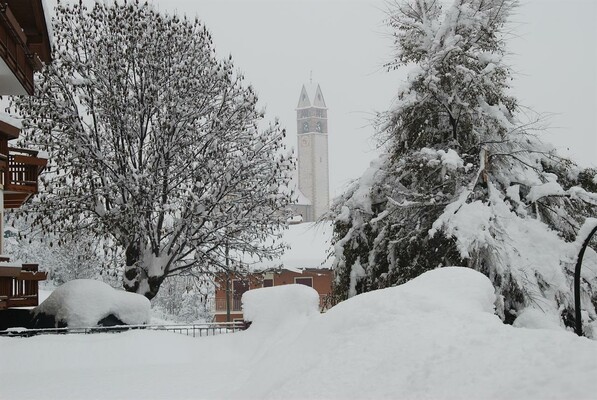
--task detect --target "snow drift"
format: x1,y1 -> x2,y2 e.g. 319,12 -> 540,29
3,268 -> 596,399
242,283 -> 320,327
34,279 -> 150,327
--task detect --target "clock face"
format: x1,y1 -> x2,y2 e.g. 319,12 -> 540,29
301,138 -> 309,146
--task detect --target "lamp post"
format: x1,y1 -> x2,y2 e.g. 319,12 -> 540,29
225,241 -> 231,323
574,220 -> 597,336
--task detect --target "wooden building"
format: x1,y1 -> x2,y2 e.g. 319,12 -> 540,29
0,0 -> 51,311
211,222 -> 335,322
212,268 -> 334,323
0,0 -> 52,95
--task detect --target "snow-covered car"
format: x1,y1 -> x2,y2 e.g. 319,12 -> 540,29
32,279 -> 150,329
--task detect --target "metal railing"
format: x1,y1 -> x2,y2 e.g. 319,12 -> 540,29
0,322 -> 247,338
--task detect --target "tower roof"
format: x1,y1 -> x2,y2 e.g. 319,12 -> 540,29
297,83 -> 327,109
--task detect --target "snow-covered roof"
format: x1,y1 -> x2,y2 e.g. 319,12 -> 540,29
0,113 -> 22,130
0,262 -> 23,278
296,83 -> 327,109
282,176 -> 311,206
40,0 -> 55,49
252,222 -> 333,271
294,187 -> 312,206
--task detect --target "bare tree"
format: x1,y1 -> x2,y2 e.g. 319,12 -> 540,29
11,1 -> 294,299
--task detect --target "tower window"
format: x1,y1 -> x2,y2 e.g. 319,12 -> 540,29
303,122 -> 309,132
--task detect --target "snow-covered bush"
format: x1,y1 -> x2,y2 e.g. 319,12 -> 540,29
330,0 -> 597,331
34,279 -> 150,328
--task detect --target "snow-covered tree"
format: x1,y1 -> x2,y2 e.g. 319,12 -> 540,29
151,274 -> 212,323
331,0 -> 597,330
4,220 -> 121,287
11,1 -> 293,299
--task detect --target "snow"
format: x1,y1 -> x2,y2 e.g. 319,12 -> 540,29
294,187 -> 312,205
40,0 -> 55,48
254,222 -> 333,270
431,181 -> 597,324
513,308 -> 563,331
506,184 -> 521,203
0,113 -> 22,129
526,180 -> 565,202
34,279 -> 151,327
431,199 -> 493,258
36,150 -> 49,159
343,155 -> 387,214
2,267 -> 596,399
348,260 -> 366,298
419,147 -> 464,171
576,217 -> 597,247
242,284 -> 319,327
0,261 -> 22,269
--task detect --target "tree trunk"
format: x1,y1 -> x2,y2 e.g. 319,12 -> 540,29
122,241 -> 164,300
449,113 -> 458,142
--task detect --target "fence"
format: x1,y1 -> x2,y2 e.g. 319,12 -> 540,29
0,322 -> 247,338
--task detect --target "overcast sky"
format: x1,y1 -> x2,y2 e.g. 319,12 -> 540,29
48,0 -> 597,197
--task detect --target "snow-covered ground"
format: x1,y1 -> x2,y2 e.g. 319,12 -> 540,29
2,267 -> 596,399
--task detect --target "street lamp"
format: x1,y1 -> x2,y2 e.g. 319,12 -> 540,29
574,218 -> 597,336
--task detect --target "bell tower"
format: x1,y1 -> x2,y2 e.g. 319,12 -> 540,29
296,83 -> 329,222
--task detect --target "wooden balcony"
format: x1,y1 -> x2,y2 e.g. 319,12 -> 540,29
0,1 -> 52,95
0,146 -> 47,209
0,262 -> 47,310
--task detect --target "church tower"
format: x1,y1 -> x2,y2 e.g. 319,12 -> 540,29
296,83 -> 329,222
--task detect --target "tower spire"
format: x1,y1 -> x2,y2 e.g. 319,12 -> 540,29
294,82 -> 329,222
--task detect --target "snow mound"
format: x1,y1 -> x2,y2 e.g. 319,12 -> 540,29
513,308 -> 563,331
242,284 -> 320,327
35,279 -> 151,327
3,268 -> 597,400
324,267 -> 496,331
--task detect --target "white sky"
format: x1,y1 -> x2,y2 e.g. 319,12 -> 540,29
48,0 -> 597,197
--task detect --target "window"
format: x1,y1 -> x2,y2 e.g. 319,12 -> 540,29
294,277 -> 313,287
263,278 -> 273,287
232,279 -> 249,299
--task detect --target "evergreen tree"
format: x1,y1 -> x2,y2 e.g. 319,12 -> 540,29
331,0 -> 597,329
11,1 -> 293,299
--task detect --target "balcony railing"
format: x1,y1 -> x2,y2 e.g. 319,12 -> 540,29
0,146 -> 47,208
0,3 -> 43,95
0,263 -> 47,310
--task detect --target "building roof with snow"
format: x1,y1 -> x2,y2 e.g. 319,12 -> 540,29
252,222 -> 333,271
